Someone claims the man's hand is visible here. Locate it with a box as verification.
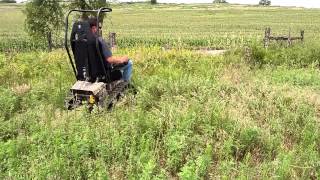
[119,56,129,64]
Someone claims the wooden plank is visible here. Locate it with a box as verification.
[71,81,105,95]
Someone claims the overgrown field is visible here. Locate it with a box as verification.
[0,2,320,179]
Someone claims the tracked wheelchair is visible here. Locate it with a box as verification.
[64,8,131,111]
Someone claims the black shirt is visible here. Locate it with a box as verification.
[98,37,112,59]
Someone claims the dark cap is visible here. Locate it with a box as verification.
[88,17,97,28]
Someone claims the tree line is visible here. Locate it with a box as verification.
[0,0,16,3]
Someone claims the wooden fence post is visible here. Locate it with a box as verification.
[288,29,292,46]
[109,32,117,50]
[264,27,271,48]
[300,30,304,42]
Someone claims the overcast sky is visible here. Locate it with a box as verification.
[111,0,320,8]
[15,0,320,8]
[157,0,320,8]
[227,0,320,8]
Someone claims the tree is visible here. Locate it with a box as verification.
[259,0,271,6]
[24,0,63,51]
[69,0,109,20]
[151,0,157,4]
[0,0,16,3]
[213,0,227,3]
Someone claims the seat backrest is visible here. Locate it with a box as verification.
[70,21,111,82]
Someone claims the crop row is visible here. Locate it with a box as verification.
[0,36,263,52]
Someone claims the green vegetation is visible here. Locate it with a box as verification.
[68,0,110,19]
[213,0,228,4]
[259,0,271,6]
[0,3,319,179]
[0,0,16,3]
[2,3,320,51]
[24,0,64,51]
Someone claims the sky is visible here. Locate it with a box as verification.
[157,0,320,8]
[227,0,320,8]
[15,0,320,8]
[115,0,320,8]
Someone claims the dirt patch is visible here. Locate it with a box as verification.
[11,83,31,95]
[195,49,227,56]
[161,46,227,56]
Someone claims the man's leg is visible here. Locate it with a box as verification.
[120,59,133,81]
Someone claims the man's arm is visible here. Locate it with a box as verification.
[99,37,129,64]
[106,56,129,64]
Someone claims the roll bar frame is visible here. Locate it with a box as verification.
[64,7,112,80]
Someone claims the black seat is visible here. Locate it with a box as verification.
[70,20,115,82]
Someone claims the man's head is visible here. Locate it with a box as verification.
[89,17,99,34]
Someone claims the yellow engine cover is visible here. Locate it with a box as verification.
[89,95,95,104]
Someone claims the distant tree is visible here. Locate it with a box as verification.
[259,0,271,6]
[24,0,64,51]
[151,0,157,4]
[0,0,16,3]
[213,0,227,3]
[69,0,109,20]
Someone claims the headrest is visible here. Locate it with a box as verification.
[71,21,92,42]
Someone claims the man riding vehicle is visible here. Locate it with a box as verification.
[89,17,133,82]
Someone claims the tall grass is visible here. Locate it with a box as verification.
[0,2,319,179]
[246,42,320,68]
[0,46,319,178]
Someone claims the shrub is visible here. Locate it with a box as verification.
[0,87,19,121]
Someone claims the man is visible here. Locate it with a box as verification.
[89,18,133,82]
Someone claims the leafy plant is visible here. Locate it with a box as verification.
[24,0,64,51]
